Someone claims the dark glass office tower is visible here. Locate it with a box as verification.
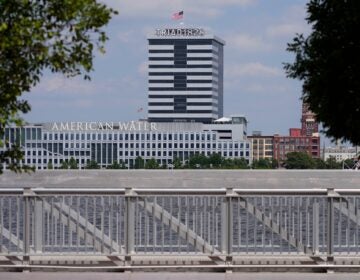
[147,28,225,123]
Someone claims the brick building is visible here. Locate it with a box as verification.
[248,102,320,163]
[273,130,320,162]
[273,102,320,162]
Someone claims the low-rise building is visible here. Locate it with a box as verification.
[2,116,251,170]
[248,132,274,161]
[324,146,358,162]
[273,132,320,162]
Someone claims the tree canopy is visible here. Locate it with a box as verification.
[0,0,117,173]
[284,0,360,145]
[284,152,316,169]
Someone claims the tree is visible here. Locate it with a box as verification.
[252,158,273,169]
[47,161,53,170]
[284,152,316,169]
[59,160,69,169]
[172,157,183,169]
[208,153,223,168]
[0,0,117,173]
[134,156,145,169]
[85,160,100,169]
[232,158,250,169]
[144,158,159,169]
[222,158,249,169]
[188,153,209,168]
[68,157,78,169]
[325,156,342,169]
[107,160,125,169]
[284,0,360,145]
[271,158,279,169]
[314,158,327,169]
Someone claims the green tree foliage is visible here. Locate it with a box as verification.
[251,158,276,169]
[144,158,159,169]
[271,158,279,169]
[47,161,53,170]
[208,153,222,168]
[325,156,342,169]
[285,0,360,145]
[134,156,145,169]
[172,157,183,169]
[107,160,126,169]
[314,158,327,169]
[85,160,100,169]
[0,0,117,173]
[284,152,315,169]
[68,157,78,169]
[59,160,69,169]
[188,153,209,168]
[222,158,249,169]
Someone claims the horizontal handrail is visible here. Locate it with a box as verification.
[0,187,360,196]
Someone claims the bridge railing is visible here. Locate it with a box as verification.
[1,188,360,260]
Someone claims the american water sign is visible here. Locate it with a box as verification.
[50,121,158,131]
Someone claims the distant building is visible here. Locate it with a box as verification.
[2,116,251,170]
[147,28,224,123]
[248,132,274,161]
[272,102,320,162]
[273,130,320,162]
[324,146,358,162]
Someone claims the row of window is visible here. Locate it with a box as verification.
[149,65,219,69]
[24,150,250,166]
[148,80,218,84]
[9,128,253,142]
[275,138,319,144]
[7,131,219,141]
[148,57,219,61]
[24,142,250,150]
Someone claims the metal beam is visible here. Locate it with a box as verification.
[42,201,125,254]
[0,225,25,253]
[238,197,314,255]
[137,198,220,255]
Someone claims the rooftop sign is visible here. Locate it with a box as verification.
[50,122,158,131]
[155,28,205,37]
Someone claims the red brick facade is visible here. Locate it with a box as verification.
[273,134,320,161]
[273,103,320,162]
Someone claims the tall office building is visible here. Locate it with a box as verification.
[147,28,224,123]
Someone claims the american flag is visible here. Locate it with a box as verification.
[172,11,184,20]
[137,107,143,113]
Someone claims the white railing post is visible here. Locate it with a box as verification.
[312,200,319,255]
[327,188,336,264]
[221,187,233,267]
[34,196,43,254]
[125,187,135,266]
[23,187,33,266]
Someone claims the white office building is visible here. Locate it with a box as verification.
[2,116,250,169]
[324,146,358,162]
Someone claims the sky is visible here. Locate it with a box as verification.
[26,0,315,138]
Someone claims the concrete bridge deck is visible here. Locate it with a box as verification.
[0,170,359,189]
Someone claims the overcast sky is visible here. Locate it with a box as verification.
[26,0,314,137]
